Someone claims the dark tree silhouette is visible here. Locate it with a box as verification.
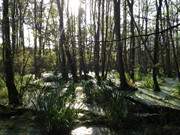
[2,0,20,106]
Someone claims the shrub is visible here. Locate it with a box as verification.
[0,76,8,104]
[36,81,78,135]
[92,80,128,123]
[140,74,154,89]
[14,50,33,74]
[37,53,56,73]
[173,83,180,95]
[81,80,94,103]
[140,74,165,89]
[134,69,143,81]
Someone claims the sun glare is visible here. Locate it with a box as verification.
[68,0,80,15]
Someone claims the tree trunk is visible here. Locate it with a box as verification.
[2,0,20,106]
[113,0,130,89]
[165,0,180,81]
[38,0,43,57]
[78,7,87,78]
[122,0,128,72]
[94,0,101,81]
[56,0,68,80]
[33,0,39,78]
[129,0,135,81]
[101,0,106,78]
[153,0,162,91]
[11,0,16,56]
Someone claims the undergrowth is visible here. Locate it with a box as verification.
[139,74,165,89]
[173,83,180,96]
[0,76,7,99]
[35,80,78,135]
[83,79,128,125]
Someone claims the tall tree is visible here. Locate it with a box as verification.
[160,4,171,77]
[165,0,180,81]
[128,0,135,81]
[11,0,17,56]
[2,0,20,105]
[38,0,44,57]
[113,0,131,89]
[34,0,38,78]
[122,0,128,72]
[152,0,162,91]
[56,0,68,80]
[94,0,101,81]
[104,0,111,77]
[78,6,87,78]
[101,0,106,78]
[65,1,78,81]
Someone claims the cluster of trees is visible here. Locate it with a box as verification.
[1,0,180,105]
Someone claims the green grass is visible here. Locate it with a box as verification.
[0,76,8,99]
[140,74,154,89]
[139,74,165,89]
[173,83,180,96]
[134,71,143,81]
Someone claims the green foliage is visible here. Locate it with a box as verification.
[158,77,166,85]
[37,52,56,72]
[0,74,40,104]
[0,77,8,99]
[50,4,58,17]
[139,74,165,89]
[0,89,8,99]
[14,50,56,74]
[114,71,120,80]
[91,80,128,122]
[134,67,143,81]
[81,80,94,103]
[36,81,78,134]
[125,73,131,82]
[0,76,6,89]
[14,50,33,74]
[15,74,34,91]
[173,83,180,95]
[0,47,3,73]
[140,74,154,89]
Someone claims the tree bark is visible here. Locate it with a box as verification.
[56,0,68,80]
[101,0,106,78]
[165,0,180,81]
[33,0,39,78]
[78,7,87,78]
[129,0,135,81]
[2,0,20,106]
[122,0,128,72]
[94,0,101,81]
[113,0,130,89]
[153,0,162,91]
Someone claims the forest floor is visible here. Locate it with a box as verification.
[133,87,180,109]
[0,74,180,135]
[0,107,40,135]
[134,78,180,110]
[71,78,180,135]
